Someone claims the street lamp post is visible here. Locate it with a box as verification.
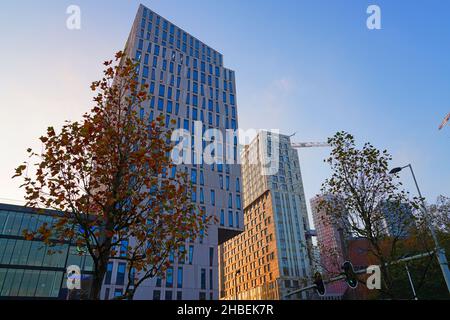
[404,262,418,300]
[390,164,450,294]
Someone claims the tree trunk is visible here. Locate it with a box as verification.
[89,235,113,300]
[89,274,104,300]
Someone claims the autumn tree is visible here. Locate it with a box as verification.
[13,52,209,300]
[430,195,450,233]
[318,131,423,299]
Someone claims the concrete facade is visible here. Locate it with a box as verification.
[102,4,243,300]
[220,132,313,300]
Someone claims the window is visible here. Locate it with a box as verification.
[193,95,198,107]
[199,292,206,300]
[228,211,233,227]
[236,195,241,209]
[200,188,204,204]
[142,66,149,78]
[120,240,128,257]
[177,267,183,288]
[104,262,113,284]
[236,212,240,228]
[158,98,164,111]
[210,190,215,206]
[166,268,173,288]
[149,82,155,95]
[129,268,136,286]
[116,263,126,285]
[165,291,173,300]
[236,178,240,193]
[135,50,142,61]
[220,210,225,226]
[188,245,194,264]
[153,290,161,300]
[114,289,123,297]
[201,269,206,290]
[200,170,204,185]
[209,248,214,267]
[179,245,185,264]
[159,84,165,97]
[191,168,197,184]
[177,291,183,300]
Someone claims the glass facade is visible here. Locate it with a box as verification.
[0,203,94,299]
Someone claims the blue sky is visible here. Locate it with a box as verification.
[0,0,449,224]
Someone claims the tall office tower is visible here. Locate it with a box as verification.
[378,201,416,238]
[310,194,348,299]
[219,132,313,300]
[102,4,243,300]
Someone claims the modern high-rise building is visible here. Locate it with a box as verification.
[219,132,313,300]
[102,4,243,300]
[310,194,348,299]
[378,200,416,238]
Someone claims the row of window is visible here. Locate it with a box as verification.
[147,99,237,130]
[219,210,241,229]
[138,55,234,98]
[104,246,216,291]
[152,267,214,293]
[141,7,223,67]
[152,290,213,301]
[0,268,62,298]
[151,81,236,111]
[190,169,240,190]
[136,45,231,87]
[0,238,93,271]
[0,210,53,237]
[191,188,241,208]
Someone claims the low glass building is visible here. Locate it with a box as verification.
[0,203,94,299]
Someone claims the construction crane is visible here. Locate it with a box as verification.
[439,112,450,130]
[288,132,331,149]
[291,142,330,149]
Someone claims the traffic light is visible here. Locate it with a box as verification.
[313,272,326,296]
[342,261,358,289]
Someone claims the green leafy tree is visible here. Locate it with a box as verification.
[319,131,422,299]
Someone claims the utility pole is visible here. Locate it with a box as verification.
[284,251,435,299]
[404,263,418,300]
[390,164,450,294]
